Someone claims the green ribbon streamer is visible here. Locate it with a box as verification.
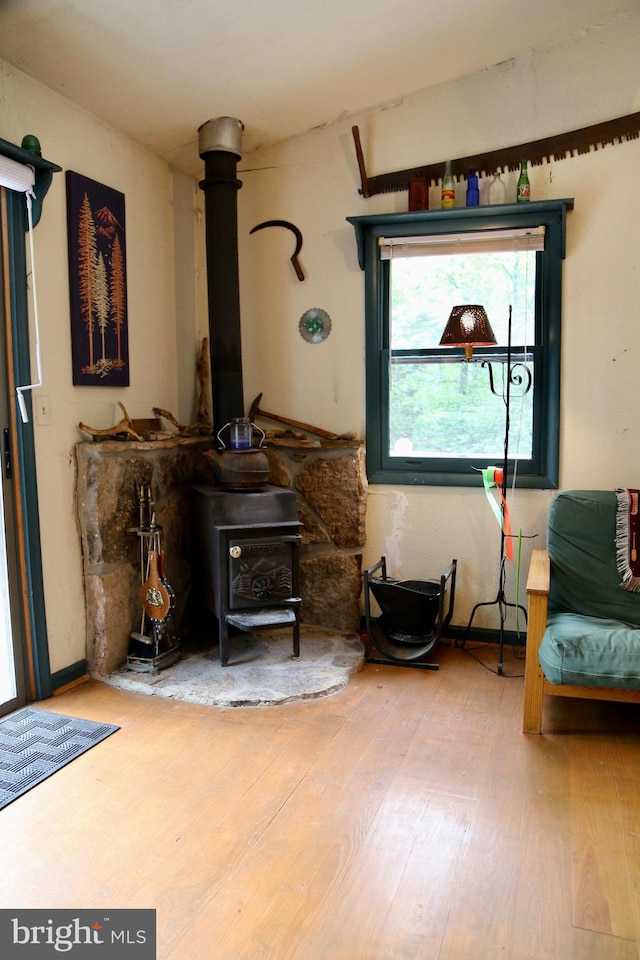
[482,467,503,531]
[483,468,524,633]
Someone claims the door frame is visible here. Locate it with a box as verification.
[1,187,51,701]
[0,205,26,713]
[0,139,61,703]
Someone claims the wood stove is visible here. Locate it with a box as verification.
[192,484,302,666]
[194,120,303,665]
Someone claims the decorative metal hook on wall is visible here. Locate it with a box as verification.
[250,219,305,281]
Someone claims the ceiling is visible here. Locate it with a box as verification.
[0,0,632,177]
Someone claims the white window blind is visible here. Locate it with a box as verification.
[379,225,546,259]
[0,154,35,193]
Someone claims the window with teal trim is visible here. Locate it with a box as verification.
[348,200,573,488]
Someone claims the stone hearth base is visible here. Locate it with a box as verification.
[102,625,365,708]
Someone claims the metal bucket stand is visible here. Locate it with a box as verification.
[363,557,457,670]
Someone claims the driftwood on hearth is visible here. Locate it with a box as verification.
[78,402,143,441]
[152,408,211,438]
[77,339,214,442]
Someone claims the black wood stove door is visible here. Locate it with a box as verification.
[228,536,299,609]
[191,484,302,665]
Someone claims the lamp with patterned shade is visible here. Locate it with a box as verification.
[440,302,531,676]
[439,304,497,360]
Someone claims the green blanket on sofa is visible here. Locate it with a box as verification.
[539,490,640,689]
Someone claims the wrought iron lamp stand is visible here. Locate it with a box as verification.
[461,306,531,674]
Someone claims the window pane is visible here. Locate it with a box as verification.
[388,249,536,463]
[390,251,537,349]
[389,359,533,460]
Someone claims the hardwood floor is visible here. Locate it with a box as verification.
[0,642,638,959]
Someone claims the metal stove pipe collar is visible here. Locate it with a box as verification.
[198,117,244,159]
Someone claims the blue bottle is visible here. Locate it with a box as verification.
[466,169,479,206]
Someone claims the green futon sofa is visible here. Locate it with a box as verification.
[523,490,640,733]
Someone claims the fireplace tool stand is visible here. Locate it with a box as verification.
[127,490,181,674]
[363,557,457,669]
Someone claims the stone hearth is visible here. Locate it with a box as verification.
[75,436,367,678]
[105,624,365,707]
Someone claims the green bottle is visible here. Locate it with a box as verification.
[517,160,530,203]
[441,160,456,208]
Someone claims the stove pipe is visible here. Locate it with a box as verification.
[198,117,245,439]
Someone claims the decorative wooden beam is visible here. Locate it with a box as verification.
[352,111,640,197]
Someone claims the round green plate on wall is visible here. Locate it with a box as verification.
[299,308,332,343]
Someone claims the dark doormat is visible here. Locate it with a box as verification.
[0,707,119,810]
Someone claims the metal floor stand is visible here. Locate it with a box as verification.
[458,305,530,675]
[363,558,457,670]
[460,547,527,675]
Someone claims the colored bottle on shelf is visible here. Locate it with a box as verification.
[441,160,456,208]
[487,172,506,205]
[465,169,479,206]
[517,159,531,203]
[408,175,429,211]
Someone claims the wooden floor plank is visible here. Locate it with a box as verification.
[502,733,575,960]
[435,717,528,959]
[570,738,637,940]
[174,673,431,959]
[616,777,640,947]
[0,648,637,960]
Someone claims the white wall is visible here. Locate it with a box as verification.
[0,60,196,673]
[2,5,640,676]
[235,8,640,631]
